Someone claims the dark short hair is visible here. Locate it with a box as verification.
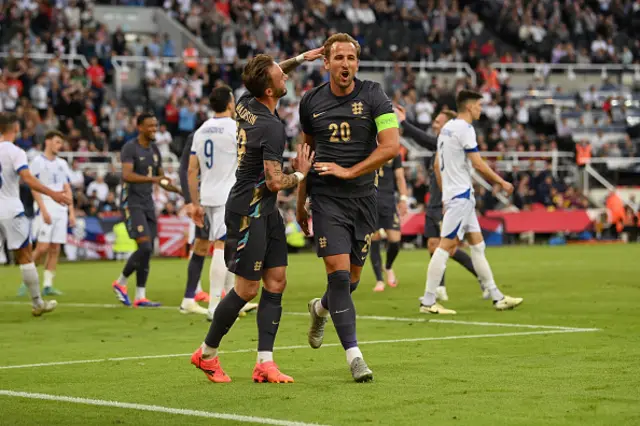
[0,112,19,134]
[137,112,156,126]
[242,54,275,98]
[456,90,483,111]
[324,33,361,60]
[44,130,65,141]
[209,85,234,113]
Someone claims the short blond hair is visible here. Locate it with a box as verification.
[323,33,361,60]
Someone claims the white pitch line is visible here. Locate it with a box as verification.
[0,390,328,426]
[0,301,595,331]
[0,328,597,371]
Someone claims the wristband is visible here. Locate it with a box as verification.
[293,171,305,182]
[400,195,408,202]
[295,54,305,64]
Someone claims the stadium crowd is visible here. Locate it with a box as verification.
[1,0,639,232]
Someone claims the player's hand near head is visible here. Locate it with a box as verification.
[302,47,324,62]
[293,143,315,177]
[394,104,407,123]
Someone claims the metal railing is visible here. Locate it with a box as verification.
[110,56,476,98]
[491,62,640,79]
[0,52,90,69]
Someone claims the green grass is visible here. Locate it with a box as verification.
[1,244,639,425]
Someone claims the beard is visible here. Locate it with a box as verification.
[273,86,287,99]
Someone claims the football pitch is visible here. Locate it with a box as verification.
[1,244,639,425]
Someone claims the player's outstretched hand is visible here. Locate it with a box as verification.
[293,143,315,176]
[394,104,407,123]
[42,210,52,225]
[501,181,514,196]
[52,191,73,206]
[302,47,324,62]
[296,205,311,236]
[314,162,352,179]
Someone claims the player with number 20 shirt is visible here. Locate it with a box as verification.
[297,33,400,383]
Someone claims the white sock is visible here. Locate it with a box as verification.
[257,351,273,364]
[346,347,363,365]
[20,263,43,306]
[181,297,194,307]
[201,342,218,359]
[117,274,128,286]
[208,249,226,313]
[315,299,329,317]
[43,270,55,288]
[469,242,504,302]
[196,279,203,294]
[135,287,146,300]
[224,270,235,293]
[422,248,450,306]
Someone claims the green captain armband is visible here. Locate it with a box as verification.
[375,113,399,133]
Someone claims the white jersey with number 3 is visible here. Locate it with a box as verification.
[191,117,237,207]
[30,155,71,218]
[0,141,29,220]
[437,119,478,202]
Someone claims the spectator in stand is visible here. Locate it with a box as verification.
[99,191,119,213]
[86,173,109,202]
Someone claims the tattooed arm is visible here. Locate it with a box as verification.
[278,47,324,75]
[264,160,300,192]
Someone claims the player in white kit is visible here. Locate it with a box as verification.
[0,113,72,316]
[419,90,523,314]
[18,131,75,296]
[184,85,257,319]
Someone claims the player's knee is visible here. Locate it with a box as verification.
[427,239,439,254]
[371,231,381,241]
[48,244,60,255]
[193,239,209,257]
[264,277,286,294]
[470,241,486,255]
[137,240,153,257]
[235,278,260,300]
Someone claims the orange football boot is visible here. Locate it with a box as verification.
[252,361,294,383]
[190,347,231,383]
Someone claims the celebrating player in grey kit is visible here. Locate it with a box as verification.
[190,48,322,384]
[297,33,400,382]
[111,113,181,308]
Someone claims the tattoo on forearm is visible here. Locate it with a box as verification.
[278,57,301,75]
[265,160,299,190]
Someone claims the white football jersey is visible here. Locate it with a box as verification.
[30,155,71,218]
[191,117,238,207]
[437,119,478,202]
[0,141,29,219]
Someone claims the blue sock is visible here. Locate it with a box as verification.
[320,279,359,310]
[327,270,357,350]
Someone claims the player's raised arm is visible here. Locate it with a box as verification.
[278,47,324,75]
[394,104,438,151]
[264,143,314,192]
[296,132,315,235]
